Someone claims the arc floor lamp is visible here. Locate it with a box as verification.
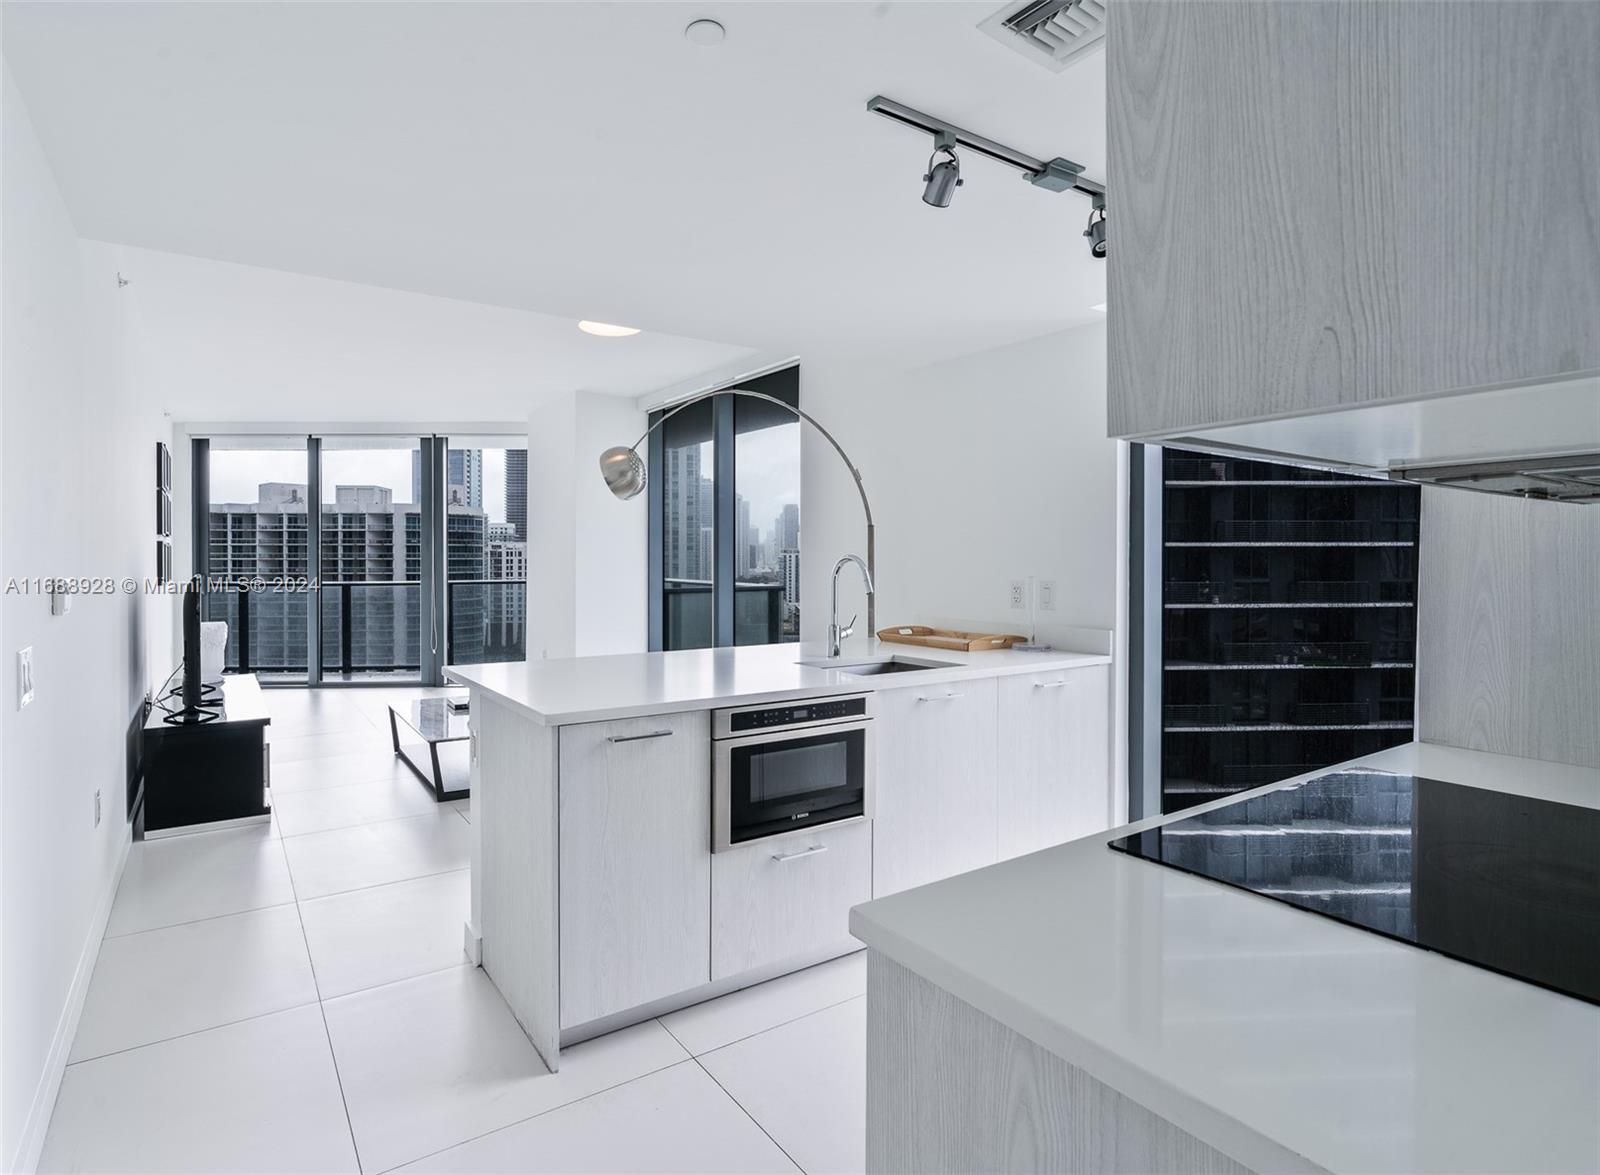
[599,388,877,638]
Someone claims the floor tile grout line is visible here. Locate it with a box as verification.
[687,1052,807,1174]
[63,997,326,1068]
[279,807,463,844]
[104,897,301,941]
[665,987,868,1059]
[287,862,471,905]
[277,828,367,1175]
[295,865,470,909]
[316,960,472,1007]
[367,1056,698,1175]
[276,801,462,841]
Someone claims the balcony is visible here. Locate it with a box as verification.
[205,577,526,683]
[664,578,789,648]
[446,579,526,665]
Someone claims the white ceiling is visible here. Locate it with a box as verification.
[5,1,1107,372]
[105,244,757,422]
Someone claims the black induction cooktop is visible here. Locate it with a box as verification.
[1108,770,1600,1005]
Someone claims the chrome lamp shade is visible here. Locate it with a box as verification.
[600,446,647,499]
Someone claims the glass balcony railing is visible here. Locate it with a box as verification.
[320,582,422,679]
[446,579,526,666]
[664,579,786,648]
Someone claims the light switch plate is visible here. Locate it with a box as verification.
[17,646,34,710]
[1038,579,1057,611]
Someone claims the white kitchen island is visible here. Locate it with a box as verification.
[446,638,1113,1072]
[849,742,1600,1175]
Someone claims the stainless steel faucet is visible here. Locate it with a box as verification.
[828,554,875,657]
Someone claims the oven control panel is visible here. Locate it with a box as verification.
[727,694,870,734]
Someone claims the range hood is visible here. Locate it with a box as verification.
[1395,453,1600,503]
[1165,372,1600,503]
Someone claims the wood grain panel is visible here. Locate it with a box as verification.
[1107,1,1600,438]
[476,693,561,1070]
[997,665,1112,858]
[711,819,871,980]
[558,711,711,1027]
[872,678,998,898]
[865,952,1258,1175]
[1418,487,1600,769]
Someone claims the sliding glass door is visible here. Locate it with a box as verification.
[202,437,313,683]
[649,366,800,651]
[319,437,423,682]
[444,438,527,665]
[197,433,527,685]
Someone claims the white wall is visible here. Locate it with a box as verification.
[1,75,170,1172]
[526,391,647,659]
[799,323,1120,650]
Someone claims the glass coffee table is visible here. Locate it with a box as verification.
[388,697,470,802]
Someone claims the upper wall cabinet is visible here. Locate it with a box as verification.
[1106,1,1600,454]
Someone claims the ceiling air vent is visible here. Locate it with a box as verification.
[979,0,1107,73]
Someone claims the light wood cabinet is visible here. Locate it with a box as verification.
[711,819,871,980]
[558,711,710,1028]
[996,665,1111,859]
[872,678,998,897]
[1106,0,1600,439]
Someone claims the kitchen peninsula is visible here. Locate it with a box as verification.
[446,638,1112,1071]
[850,742,1600,1175]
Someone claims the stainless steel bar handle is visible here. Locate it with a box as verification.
[771,844,829,863]
[1034,680,1070,689]
[918,692,965,702]
[606,729,675,744]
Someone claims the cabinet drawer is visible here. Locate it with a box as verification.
[559,710,711,1027]
[711,820,871,981]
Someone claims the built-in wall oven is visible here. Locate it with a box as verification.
[712,694,875,853]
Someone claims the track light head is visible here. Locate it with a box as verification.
[1084,201,1107,259]
[922,145,963,208]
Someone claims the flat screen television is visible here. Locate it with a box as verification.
[181,580,203,711]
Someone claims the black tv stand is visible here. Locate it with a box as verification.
[139,673,271,838]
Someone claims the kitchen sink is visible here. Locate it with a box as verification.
[798,656,958,676]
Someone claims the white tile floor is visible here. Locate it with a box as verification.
[40,686,867,1175]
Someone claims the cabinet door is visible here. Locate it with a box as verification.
[872,678,998,897]
[558,711,710,1028]
[711,820,871,981]
[1107,1,1600,438]
[997,666,1111,860]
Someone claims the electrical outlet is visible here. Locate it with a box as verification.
[1009,580,1026,609]
[94,789,102,827]
[1038,579,1057,611]
[17,647,34,710]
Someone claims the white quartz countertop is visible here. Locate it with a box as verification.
[445,639,1110,726]
[849,742,1600,1175]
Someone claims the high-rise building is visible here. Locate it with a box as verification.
[774,502,799,551]
[504,450,528,541]
[209,482,487,674]
[780,548,801,628]
[482,539,528,662]
[735,496,752,578]
[411,448,485,508]
[663,443,707,583]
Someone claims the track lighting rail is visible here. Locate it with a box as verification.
[866,94,1104,199]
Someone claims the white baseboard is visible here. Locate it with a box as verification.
[10,830,131,1174]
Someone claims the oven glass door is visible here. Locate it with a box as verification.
[728,726,866,845]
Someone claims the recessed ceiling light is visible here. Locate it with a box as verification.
[685,18,725,45]
[1091,303,1107,312]
[579,321,641,337]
